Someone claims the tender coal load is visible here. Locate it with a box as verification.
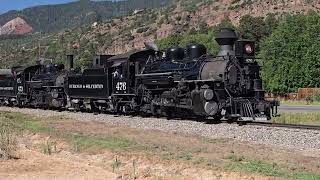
[166,47,185,61]
[186,44,207,59]
[215,28,238,56]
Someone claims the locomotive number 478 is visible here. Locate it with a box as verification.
[116,82,127,91]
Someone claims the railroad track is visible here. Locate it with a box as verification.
[1,105,320,131]
[241,121,320,131]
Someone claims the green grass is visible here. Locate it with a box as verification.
[0,112,140,152]
[281,100,320,106]
[70,134,139,151]
[226,154,320,179]
[273,112,320,125]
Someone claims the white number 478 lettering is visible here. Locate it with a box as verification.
[116,82,127,91]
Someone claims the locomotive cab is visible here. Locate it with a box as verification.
[108,50,156,95]
[106,50,157,113]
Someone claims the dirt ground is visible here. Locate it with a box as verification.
[0,134,272,180]
[1,113,320,179]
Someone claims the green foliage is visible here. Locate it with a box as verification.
[184,4,197,12]
[306,94,320,103]
[155,34,182,50]
[259,12,320,93]
[155,19,235,54]
[238,14,278,50]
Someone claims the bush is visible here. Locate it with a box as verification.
[0,125,17,159]
[306,94,320,104]
[136,27,149,33]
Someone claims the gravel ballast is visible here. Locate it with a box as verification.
[1,107,320,151]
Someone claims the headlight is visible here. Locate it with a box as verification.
[245,44,253,54]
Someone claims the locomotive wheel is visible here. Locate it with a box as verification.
[213,113,223,121]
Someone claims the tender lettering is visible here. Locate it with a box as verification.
[69,84,104,89]
[0,87,14,91]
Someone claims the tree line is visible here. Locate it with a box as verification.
[156,12,320,93]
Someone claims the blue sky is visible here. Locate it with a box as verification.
[0,0,78,14]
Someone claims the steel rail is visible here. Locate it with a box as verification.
[240,121,320,131]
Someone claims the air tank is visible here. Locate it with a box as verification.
[166,47,185,61]
[186,44,207,59]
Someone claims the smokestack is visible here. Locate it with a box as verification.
[66,54,74,70]
[215,28,238,56]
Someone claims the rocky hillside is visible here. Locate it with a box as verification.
[0,17,32,35]
[0,0,319,67]
[82,0,320,54]
[0,0,172,33]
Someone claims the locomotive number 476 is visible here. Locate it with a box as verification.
[116,82,127,91]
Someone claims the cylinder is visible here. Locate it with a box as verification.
[66,54,74,70]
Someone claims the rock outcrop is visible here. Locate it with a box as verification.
[0,17,32,35]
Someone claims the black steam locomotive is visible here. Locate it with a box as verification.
[0,28,278,121]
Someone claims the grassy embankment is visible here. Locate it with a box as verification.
[0,111,320,179]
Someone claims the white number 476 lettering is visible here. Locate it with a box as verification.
[116,82,127,91]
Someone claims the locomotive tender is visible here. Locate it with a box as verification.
[0,28,278,121]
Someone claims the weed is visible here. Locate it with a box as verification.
[161,151,193,161]
[132,159,137,179]
[72,141,81,153]
[111,156,121,173]
[161,151,175,160]
[227,154,244,162]
[192,157,206,165]
[202,138,227,144]
[176,151,192,161]
[41,138,57,155]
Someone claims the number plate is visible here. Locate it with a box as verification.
[114,81,127,94]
